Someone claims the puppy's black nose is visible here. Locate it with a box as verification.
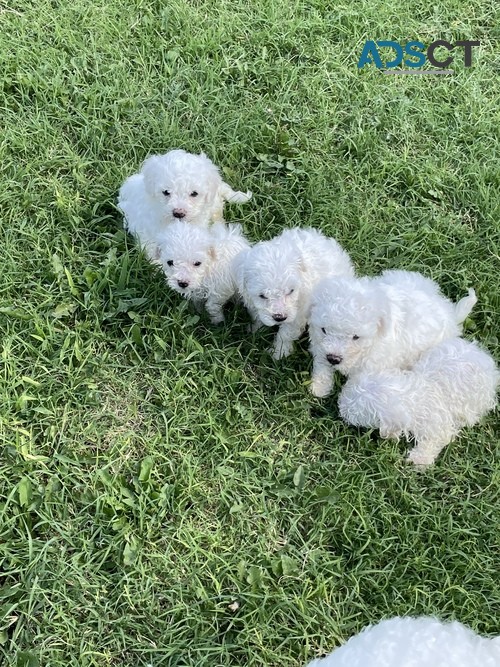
[326,354,342,366]
[272,313,287,322]
[177,281,189,289]
[173,210,186,219]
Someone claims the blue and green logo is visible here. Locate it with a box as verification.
[357,40,480,75]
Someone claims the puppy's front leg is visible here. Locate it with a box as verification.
[272,320,304,360]
[205,296,225,325]
[310,355,335,397]
[191,298,205,314]
[245,303,263,333]
[249,319,263,333]
[406,435,449,467]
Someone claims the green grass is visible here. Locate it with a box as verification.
[1,0,499,665]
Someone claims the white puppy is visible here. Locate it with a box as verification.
[234,227,355,360]
[338,337,499,465]
[308,270,477,397]
[157,221,250,324]
[306,616,500,667]
[118,149,252,260]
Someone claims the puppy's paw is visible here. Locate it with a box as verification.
[406,448,434,467]
[247,320,263,334]
[192,299,205,314]
[379,427,401,440]
[310,378,331,398]
[271,341,293,360]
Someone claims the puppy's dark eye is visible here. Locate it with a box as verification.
[166,260,174,267]
[288,288,294,295]
[352,334,359,340]
[321,327,326,335]
[190,191,198,197]
[193,261,202,267]
[162,190,170,197]
[259,294,267,300]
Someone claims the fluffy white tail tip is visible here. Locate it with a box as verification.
[455,287,477,323]
[227,190,252,204]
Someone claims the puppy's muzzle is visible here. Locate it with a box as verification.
[326,354,342,366]
[177,280,189,289]
[272,313,287,322]
[173,209,186,219]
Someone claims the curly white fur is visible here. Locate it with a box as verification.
[308,270,477,397]
[306,616,500,667]
[118,149,251,261]
[157,221,250,324]
[233,227,355,360]
[338,337,499,465]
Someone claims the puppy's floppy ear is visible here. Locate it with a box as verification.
[141,155,164,197]
[298,256,308,274]
[231,248,250,293]
[141,154,161,173]
[375,294,393,337]
[289,242,306,275]
[141,155,163,179]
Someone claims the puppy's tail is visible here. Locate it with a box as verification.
[220,182,252,204]
[455,288,477,324]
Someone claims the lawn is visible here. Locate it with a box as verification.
[0,0,499,665]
